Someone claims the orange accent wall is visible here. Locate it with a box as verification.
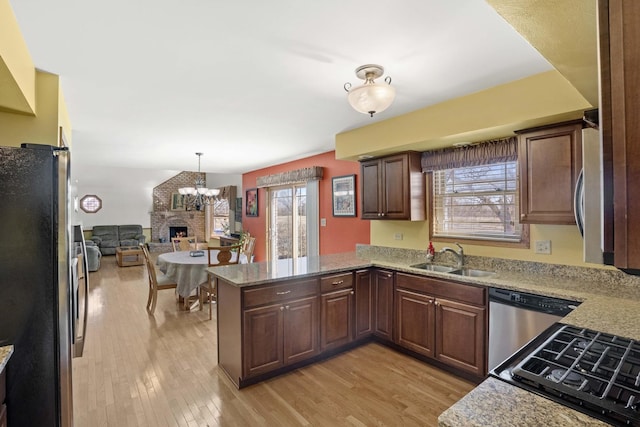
[242,151,370,262]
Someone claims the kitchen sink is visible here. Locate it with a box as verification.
[448,268,496,277]
[409,263,458,273]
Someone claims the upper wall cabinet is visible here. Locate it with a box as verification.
[360,152,425,220]
[599,0,640,269]
[516,121,583,225]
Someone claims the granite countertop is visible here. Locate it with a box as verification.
[0,345,13,372]
[210,245,640,426]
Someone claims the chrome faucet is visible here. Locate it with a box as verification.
[439,242,464,269]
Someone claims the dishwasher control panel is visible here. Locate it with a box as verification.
[489,288,580,316]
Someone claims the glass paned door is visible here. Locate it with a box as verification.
[268,185,307,260]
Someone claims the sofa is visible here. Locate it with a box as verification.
[90,225,146,255]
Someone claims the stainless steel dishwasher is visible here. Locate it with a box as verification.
[488,288,579,372]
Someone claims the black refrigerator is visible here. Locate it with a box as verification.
[0,144,75,426]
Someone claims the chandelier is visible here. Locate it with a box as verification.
[178,152,220,211]
[344,64,396,117]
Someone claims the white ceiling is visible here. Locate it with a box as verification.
[9,0,552,174]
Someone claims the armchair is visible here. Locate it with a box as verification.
[118,225,146,247]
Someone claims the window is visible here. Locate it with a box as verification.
[212,197,230,235]
[432,161,522,242]
[80,194,102,213]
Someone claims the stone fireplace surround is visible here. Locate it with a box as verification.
[149,171,206,252]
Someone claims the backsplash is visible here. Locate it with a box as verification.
[355,244,640,289]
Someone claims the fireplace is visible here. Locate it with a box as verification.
[169,226,188,239]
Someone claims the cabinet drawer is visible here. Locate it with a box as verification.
[320,272,353,293]
[243,278,319,308]
[396,273,485,306]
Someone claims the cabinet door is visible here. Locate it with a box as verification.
[283,296,320,365]
[361,159,382,219]
[321,289,354,351]
[395,289,435,358]
[435,298,486,377]
[354,269,373,339]
[518,122,582,224]
[381,154,410,219]
[243,303,284,377]
[373,270,394,341]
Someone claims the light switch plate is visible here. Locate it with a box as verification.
[320,218,326,227]
[394,233,403,240]
[535,240,551,254]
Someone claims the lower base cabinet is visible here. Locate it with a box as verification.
[373,270,394,341]
[395,273,487,377]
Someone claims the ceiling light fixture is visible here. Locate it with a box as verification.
[178,152,220,211]
[344,64,396,117]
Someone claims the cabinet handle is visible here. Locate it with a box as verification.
[521,214,526,219]
[285,305,290,310]
[435,301,439,306]
[332,280,344,285]
[280,306,285,311]
[350,291,354,295]
[276,290,291,295]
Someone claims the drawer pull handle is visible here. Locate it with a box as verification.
[332,280,344,285]
[276,290,292,295]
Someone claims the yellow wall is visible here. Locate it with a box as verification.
[0,71,65,147]
[0,0,35,115]
[336,71,592,161]
[370,220,613,269]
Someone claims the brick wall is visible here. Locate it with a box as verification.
[150,171,206,242]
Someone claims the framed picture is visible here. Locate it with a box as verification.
[245,188,258,217]
[332,174,356,217]
[170,192,185,211]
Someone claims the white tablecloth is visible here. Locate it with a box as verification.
[157,250,244,297]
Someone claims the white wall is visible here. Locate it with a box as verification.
[70,165,244,230]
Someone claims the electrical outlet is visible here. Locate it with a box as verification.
[394,233,403,240]
[535,240,552,254]
[320,218,326,227]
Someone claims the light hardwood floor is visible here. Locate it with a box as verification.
[72,254,475,427]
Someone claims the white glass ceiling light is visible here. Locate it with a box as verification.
[344,64,395,117]
[178,152,220,211]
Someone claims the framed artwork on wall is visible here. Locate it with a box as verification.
[332,174,356,217]
[245,188,258,217]
[170,192,185,211]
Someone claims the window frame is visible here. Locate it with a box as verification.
[79,194,102,214]
[427,171,530,249]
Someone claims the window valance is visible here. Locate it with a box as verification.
[420,137,518,172]
[256,166,323,188]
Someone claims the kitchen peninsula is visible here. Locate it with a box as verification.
[209,245,640,425]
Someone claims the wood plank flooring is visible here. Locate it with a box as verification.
[72,254,475,426]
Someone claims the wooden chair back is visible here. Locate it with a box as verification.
[242,236,256,262]
[140,244,177,314]
[201,244,242,320]
[171,236,197,252]
[207,244,242,267]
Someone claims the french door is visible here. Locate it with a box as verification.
[267,182,318,261]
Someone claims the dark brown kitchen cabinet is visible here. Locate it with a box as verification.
[599,0,640,269]
[354,269,374,339]
[394,272,487,377]
[517,121,582,225]
[360,152,425,220]
[435,298,486,377]
[320,272,354,351]
[242,278,320,379]
[395,288,435,358]
[0,363,5,427]
[373,269,394,341]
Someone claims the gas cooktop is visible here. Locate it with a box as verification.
[492,323,640,427]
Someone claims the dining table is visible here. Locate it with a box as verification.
[156,250,245,300]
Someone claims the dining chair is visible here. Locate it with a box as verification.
[171,236,197,252]
[140,244,177,314]
[200,244,242,320]
[242,235,256,263]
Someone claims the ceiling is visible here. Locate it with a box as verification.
[9,0,555,175]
